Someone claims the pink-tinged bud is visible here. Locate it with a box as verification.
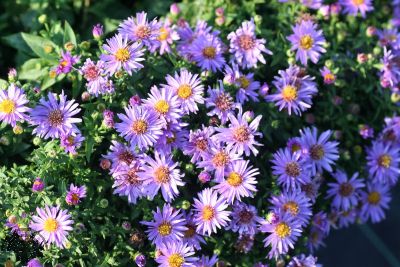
[122,221,132,230]
[129,95,141,106]
[329,3,341,15]
[81,92,90,102]
[332,95,343,105]
[33,87,41,94]
[215,16,225,26]
[102,109,114,128]
[259,83,269,98]
[8,68,17,82]
[357,53,368,64]
[305,114,315,124]
[366,26,376,37]
[100,159,111,170]
[334,130,342,140]
[243,111,254,122]
[170,3,180,15]
[319,5,330,17]
[380,78,391,88]
[92,24,104,39]
[215,7,224,17]
[198,171,211,183]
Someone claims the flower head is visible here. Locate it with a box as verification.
[65,184,87,205]
[228,202,261,235]
[143,85,181,123]
[60,132,84,155]
[340,0,373,18]
[56,51,79,74]
[320,66,336,84]
[0,84,30,127]
[112,161,145,204]
[190,34,226,72]
[155,241,198,267]
[360,182,391,223]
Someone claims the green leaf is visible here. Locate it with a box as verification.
[0,79,8,90]
[19,58,51,80]
[63,20,77,46]
[21,33,58,60]
[85,136,95,162]
[2,33,32,54]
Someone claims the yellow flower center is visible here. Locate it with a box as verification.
[238,34,255,50]
[60,60,69,67]
[115,48,130,62]
[212,151,229,167]
[48,109,64,126]
[157,221,172,236]
[195,139,208,151]
[275,222,291,238]
[238,76,250,89]
[69,193,80,204]
[202,46,216,59]
[300,34,314,50]
[324,73,335,83]
[202,205,215,221]
[368,191,381,205]
[154,100,170,114]
[158,27,169,41]
[168,253,184,267]
[282,85,298,102]
[132,119,148,135]
[154,166,170,183]
[215,94,232,111]
[378,154,392,168]
[226,171,243,187]
[0,99,16,114]
[135,25,151,39]
[352,0,364,5]
[285,162,301,177]
[233,126,250,142]
[177,84,192,99]
[43,218,58,233]
[283,201,299,216]
[310,144,325,160]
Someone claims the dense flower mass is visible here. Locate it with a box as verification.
[2,1,400,266]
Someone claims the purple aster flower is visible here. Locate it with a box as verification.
[60,132,84,155]
[379,48,400,89]
[300,178,321,203]
[112,161,146,204]
[183,126,216,163]
[81,58,113,96]
[307,227,327,253]
[139,151,184,202]
[102,109,114,128]
[227,19,272,68]
[0,84,30,127]
[190,33,226,72]
[155,122,188,154]
[65,184,87,205]
[339,0,373,18]
[214,160,258,203]
[359,124,374,139]
[235,233,255,253]
[228,202,261,235]
[155,241,198,267]
[205,80,240,124]
[360,182,391,223]
[367,141,400,185]
[224,63,260,103]
[30,91,81,139]
[287,254,321,267]
[155,19,180,55]
[299,127,339,175]
[287,20,326,66]
[29,205,74,248]
[118,11,161,49]
[377,28,400,48]
[214,108,262,156]
[92,23,103,39]
[103,141,137,172]
[100,34,145,75]
[193,188,231,236]
[32,177,45,192]
[326,170,365,211]
[197,144,241,182]
[266,65,318,116]
[162,69,205,114]
[300,0,323,9]
[143,85,181,124]
[271,148,311,190]
[311,211,331,235]
[115,105,164,150]
[195,255,219,267]
[337,208,358,228]
[141,204,187,247]
[182,210,206,250]
[259,213,302,259]
[320,66,336,84]
[270,189,312,227]
[135,254,146,267]
[27,258,43,267]
[56,50,79,74]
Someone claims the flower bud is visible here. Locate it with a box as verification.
[13,125,23,135]
[64,42,75,51]
[100,159,111,170]
[199,171,211,183]
[357,53,368,64]
[92,24,104,40]
[81,92,90,102]
[8,68,17,82]
[215,16,225,26]
[366,26,376,37]
[170,3,180,15]
[38,14,47,24]
[215,7,224,16]
[99,199,109,208]
[122,221,131,231]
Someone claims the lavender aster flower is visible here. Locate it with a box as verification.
[139,151,184,202]
[366,141,400,184]
[103,141,137,172]
[143,85,181,123]
[271,148,311,190]
[266,65,318,116]
[259,213,302,259]
[135,254,146,267]
[65,184,87,205]
[155,122,188,153]
[112,162,145,204]
[214,160,258,203]
[214,108,262,156]
[100,34,144,75]
[287,20,326,65]
[337,208,358,228]
[320,66,336,84]
[195,255,219,267]
[56,51,79,74]
[92,23,103,39]
[0,84,30,127]
[193,188,231,236]
[141,204,187,247]
[205,80,240,124]
[360,182,391,223]
[326,170,365,211]
[228,202,261,235]
[227,19,272,68]
[155,241,198,267]
[359,124,374,139]
[118,12,161,49]
[156,19,180,55]
[182,210,206,250]
[287,254,321,267]
[339,0,373,18]
[60,132,84,155]
[115,105,164,150]
[163,69,204,114]
[29,205,74,248]
[81,58,112,96]
[27,258,43,267]
[299,127,339,175]
[224,64,260,103]
[183,126,216,163]
[190,34,226,72]
[30,91,81,139]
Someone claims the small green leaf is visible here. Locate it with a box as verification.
[85,136,95,162]
[21,33,58,60]
[63,20,77,46]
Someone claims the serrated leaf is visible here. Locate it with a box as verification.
[21,33,58,60]
[63,20,77,46]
